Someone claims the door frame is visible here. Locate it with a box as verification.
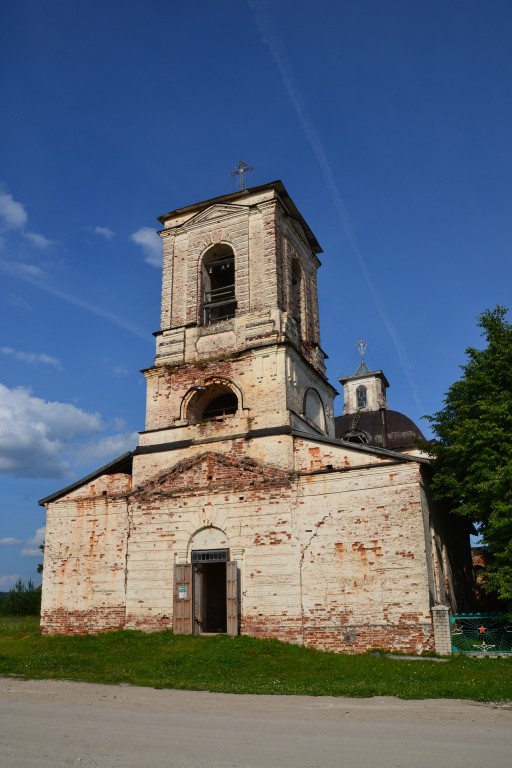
[173,552,239,636]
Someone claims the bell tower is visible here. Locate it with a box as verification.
[139,181,337,453]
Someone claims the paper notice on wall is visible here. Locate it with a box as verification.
[178,585,187,599]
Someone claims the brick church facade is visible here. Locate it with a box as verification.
[39,181,473,652]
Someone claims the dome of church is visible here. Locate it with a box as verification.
[334,409,425,450]
[337,341,425,450]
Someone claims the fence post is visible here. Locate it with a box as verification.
[431,605,452,655]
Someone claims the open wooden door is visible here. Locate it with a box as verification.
[173,563,193,634]
[226,560,239,636]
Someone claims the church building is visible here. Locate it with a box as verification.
[39,180,473,653]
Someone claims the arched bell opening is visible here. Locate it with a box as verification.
[356,384,368,409]
[201,244,236,325]
[185,381,240,424]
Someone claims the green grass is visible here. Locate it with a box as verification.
[0,615,511,700]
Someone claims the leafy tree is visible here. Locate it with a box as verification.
[0,578,41,616]
[37,542,45,575]
[425,306,512,603]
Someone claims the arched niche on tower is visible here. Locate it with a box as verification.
[182,378,244,424]
[303,387,326,433]
[290,257,303,330]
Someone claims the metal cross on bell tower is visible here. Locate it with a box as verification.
[356,339,368,366]
[231,161,254,190]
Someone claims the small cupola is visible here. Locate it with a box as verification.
[338,340,389,415]
[335,340,425,450]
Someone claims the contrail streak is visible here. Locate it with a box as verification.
[249,0,423,411]
[1,259,150,342]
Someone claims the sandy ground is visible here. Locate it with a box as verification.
[1,677,511,768]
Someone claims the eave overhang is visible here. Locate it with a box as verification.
[38,452,133,506]
[157,180,322,255]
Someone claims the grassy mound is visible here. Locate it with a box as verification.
[1,616,510,700]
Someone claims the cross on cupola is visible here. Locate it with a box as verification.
[354,339,371,377]
[356,339,367,365]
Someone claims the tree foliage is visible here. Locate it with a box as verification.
[425,307,512,602]
[37,542,45,575]
[0,578,41,616]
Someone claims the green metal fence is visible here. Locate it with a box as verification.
[450,613,512,653]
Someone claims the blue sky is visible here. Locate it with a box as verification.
[1,0,511,588]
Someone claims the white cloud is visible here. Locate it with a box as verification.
[0,383,103,478]
[94,226,115,240]
[21,526,45,557]
[102,357,129,379]
[130,227,162,267]
[111,365,129,378]
[20,547,41,557]
[0,537,22,546]
[7,293,32,311]
[23,231,55,248]
[16,261,44,277]
[0,259,44,279]
[0,574,20,589]
[0,384,136,481]
[0,186,55,255]
[72,431,138,465]
[0,191,27,229]
[1,347,62,369]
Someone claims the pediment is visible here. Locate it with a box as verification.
[289,218,311,251]
[134,451,291,498]
[183,203,249,229]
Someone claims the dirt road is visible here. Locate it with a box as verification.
[1,677,510,768]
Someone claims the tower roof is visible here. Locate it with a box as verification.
[338,340,390,388]
[353,361,372,376]
[338,366,390,388]
[157,180,323,254]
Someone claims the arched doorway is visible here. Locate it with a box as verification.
[173,527,239,636]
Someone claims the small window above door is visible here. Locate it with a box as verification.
[192,549,228,562]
